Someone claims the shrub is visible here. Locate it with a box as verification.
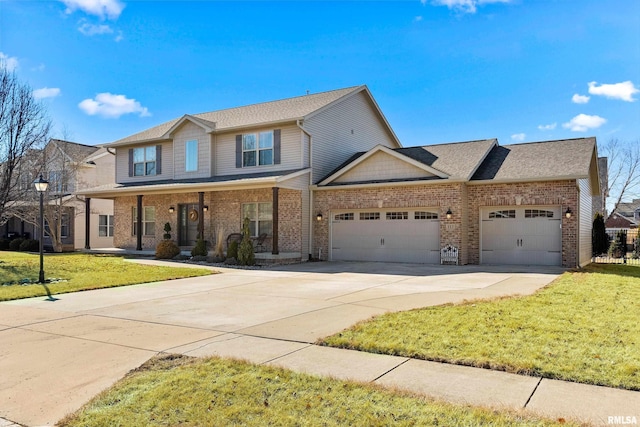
[191,238,208,257]
[19,239,40,252]
[592,213,608,256]
[0,238,10,250]
[607,230,626,258]
[163,223,172,240]
[227,240,238,259]
[238,217,255,266]
[155,240,181,259]
[9,238,24,251]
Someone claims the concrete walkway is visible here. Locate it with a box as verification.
[1,261,638,426]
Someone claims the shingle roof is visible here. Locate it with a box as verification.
[471,137,596,181]
[50,139,100,162]
[401,139,496,179]
[616,199,640,216]
[110,86,364,145]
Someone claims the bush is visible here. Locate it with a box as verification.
[163,222,172,240]
[592,213,608,256]
[227,240,238,259]
[191,238,208,257]
[237,217,255,266]
[19,239,40,252]
[0,238,10,250]
[9,238,24,251]
[155,240,181,259]
[607,230,626,258]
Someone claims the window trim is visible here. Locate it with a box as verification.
[241,202,273,237]
[185,140,198,172]
[242,131,274,168]
[99,214,114,237]
[132,206,156,236]
[133,146,157,177]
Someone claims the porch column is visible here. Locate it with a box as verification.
[198,191,204,240]
[20,220,25,237]
[136,195,143,251]
[84,197,91,249]
[272,187,279,255]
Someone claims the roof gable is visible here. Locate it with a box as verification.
[319,145,448,186]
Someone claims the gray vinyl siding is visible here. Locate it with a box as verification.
[302,132,310,168]
[279,171,311,261]
[173,122,211,179]
[305,91,398,184]
[116,140,173,184]
[578,178,593,267]
[215,125,302,176]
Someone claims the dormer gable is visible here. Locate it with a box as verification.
[162,114,216,138]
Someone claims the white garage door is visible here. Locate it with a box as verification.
[481,206,562,266]
[331,209,440,263]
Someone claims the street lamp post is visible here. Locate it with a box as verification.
[34,174,49,283]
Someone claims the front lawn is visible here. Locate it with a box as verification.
[58,354,571,427]
[321,264,640,391]
[0,252,213,301]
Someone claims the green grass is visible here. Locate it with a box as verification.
[321,264,640,391]
[58,354,571,427]
[0,252,213,301]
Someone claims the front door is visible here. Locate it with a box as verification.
[179,204,199,246]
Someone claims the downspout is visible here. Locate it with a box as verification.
[297,119,314,260]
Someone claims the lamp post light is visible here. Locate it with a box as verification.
[34,174,49,283]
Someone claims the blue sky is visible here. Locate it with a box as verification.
[1,0,639,148]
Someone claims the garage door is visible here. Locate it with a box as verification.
[481,206,561,266]
[331,209,440,263]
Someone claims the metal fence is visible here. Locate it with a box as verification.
[593,229,640,264]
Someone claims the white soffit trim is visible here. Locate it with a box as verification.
[319,145,448,186]
[311,178,466,191]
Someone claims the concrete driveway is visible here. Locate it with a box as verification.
[0,261,562,426]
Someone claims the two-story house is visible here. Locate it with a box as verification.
[78,86,400,261]
[80,85,601,267]
[3,139,115,251]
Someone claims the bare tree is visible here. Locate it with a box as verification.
[601,138,640,213]
[0,65,51,224]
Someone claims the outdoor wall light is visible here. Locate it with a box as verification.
[446,208,453,219]
[203,205,209,212]
[316,213,323,221]
[169,206,175,213]
[565,207,572,219]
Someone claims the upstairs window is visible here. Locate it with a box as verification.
[133,147,156,176]
[243,131,273,167]
[185,140,198,172]
[48,170,70,193]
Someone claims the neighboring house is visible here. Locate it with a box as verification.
[606,199,640,232]
[78,86,400,259]
[79,86,601,268]
[3,139,115,251]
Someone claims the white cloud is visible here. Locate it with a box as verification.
[79,93,150,118]
[429,0,511,14]
[537,123,557,131]
[571,94,590,104]
[414,15,424,22]
[78,22,113,35]
[61,0,125,20]
[114,31,123,42]
[588,81,639,102]
[511,133,526,142]
[33,87,61,99]
[0,52,19,71]
[562,114,606,132]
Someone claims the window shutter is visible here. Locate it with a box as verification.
[128,149,134,177]
[274,129,281,165]
[235,135,242,168]
[156,145,162,175]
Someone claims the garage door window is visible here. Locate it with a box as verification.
[386,211,408,220]
[334,213,354,221]
[360,212,380,220]
[489,210,516,219]
[415,211,438,220]
[525,209,554,218]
